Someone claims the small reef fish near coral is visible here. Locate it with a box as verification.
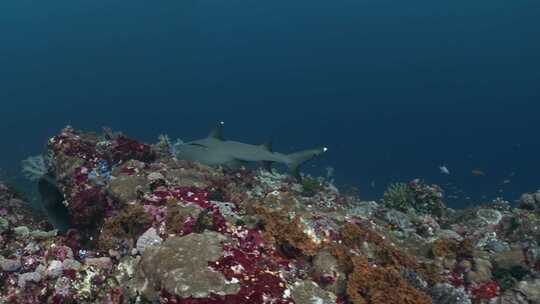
[471,169,487,177]
[439,165,450,175]
[1,126,540,304]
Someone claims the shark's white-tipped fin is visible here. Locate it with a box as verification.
[208,121,225,140]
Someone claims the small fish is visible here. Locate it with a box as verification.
[471,169,486,176]
[370,180,376,188]
[501,179,511,185]
[439,165,450,175]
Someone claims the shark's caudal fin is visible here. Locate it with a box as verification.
[287,147,327,177]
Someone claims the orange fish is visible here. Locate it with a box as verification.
[471,169,486,176]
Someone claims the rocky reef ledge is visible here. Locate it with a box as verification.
[2,126,540,304]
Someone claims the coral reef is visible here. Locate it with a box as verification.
[2,126,540,304]
[519,190,540,214]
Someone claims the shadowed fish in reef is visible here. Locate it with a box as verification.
[172,123,327,177]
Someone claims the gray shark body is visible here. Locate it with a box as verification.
[173,125,326,175]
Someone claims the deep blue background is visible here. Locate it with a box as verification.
[1,0,539,207]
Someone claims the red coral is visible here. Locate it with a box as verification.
[63,229,82,258]
[172,187,229,233]
[211,211,228,233]
[73,166,90,185]
[143,205,168,224]
[106,288,124,304]
[69,186,107,227]
[49,127,100,161]
[62,268,77,280]
[119,166,136,175]
[49,294,73,304]
[171,187,211,208]
[318,274,337,286]
[161,227,291,304]
[237,229,265,252]
[143,189,171,206]
[111,136,156,163]
[448,272,464,288]
[205,229,290,304]
[180,217,197,235]
[45,245,73,261]
[470,281,499,302]
[21,256,39,272]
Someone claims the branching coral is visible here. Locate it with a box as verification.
[382,180,446,217]
[301,176,323,197]
[383,182,415,212]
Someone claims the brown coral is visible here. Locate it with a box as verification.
[341,223,418,269]
[98,204,153,250]
[248,204,319,256]
[341,222,385,248]
[333,222,440,302]
[431,239,457,258]
[346,256,432,304]
[431,238,474,260]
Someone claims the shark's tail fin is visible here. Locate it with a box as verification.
[287,147,327,178]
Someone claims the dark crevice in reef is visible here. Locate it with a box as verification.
[38,174,71,232]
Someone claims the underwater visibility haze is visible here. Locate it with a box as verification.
[1,0,540,303]
[1,0,539,205]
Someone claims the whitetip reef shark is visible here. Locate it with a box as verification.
[173,123,327,177]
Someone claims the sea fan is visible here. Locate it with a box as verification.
[21,154,50,181]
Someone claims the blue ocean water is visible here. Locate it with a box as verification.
[1,0,539,208]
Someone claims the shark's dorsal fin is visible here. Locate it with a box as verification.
[260,141,273,152]
[208,122,225,140]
